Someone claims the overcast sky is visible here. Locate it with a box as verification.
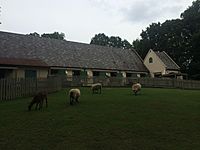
[0,0,194,43]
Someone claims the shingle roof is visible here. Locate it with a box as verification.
[0,57,48,67]
[154,51,180,70]
[0,31,148,72]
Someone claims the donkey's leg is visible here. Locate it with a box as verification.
[75,97,79,103]
[99,87,101,94]
[45,97,48,108]
[35,102,39,110]
[39,100,43,110]
[70,97,73,105]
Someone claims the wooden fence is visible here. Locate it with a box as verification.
[1,76,200,101]
[62,76,200,90]
[0,77,62,101]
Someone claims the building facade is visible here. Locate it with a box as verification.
[0,31,148,79]
[144,49,183,79]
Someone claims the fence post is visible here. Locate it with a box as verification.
[172,79,175,88]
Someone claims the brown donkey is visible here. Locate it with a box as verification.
[28,91,48,111]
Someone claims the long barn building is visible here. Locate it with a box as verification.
[0,31,148,79]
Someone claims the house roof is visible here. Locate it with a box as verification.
[154,51,180,70]
[0,31,148,72]
[0,57,48,67]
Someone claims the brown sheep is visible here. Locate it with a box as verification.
[28,91,48,111]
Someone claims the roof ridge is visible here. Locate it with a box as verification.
[0,30,138,52]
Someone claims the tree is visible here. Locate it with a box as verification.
[133,20,192,75]
[132,23,162,58]
[108,36,123,48]
[122,39,132,49]
[181,0,200,33]
[180,0,200,79]
[133,39,149,58]
[132,0,200,79]
[41,32,65,40]
[29,32,66,40]
[90,33,109,46]
[29,32,40,37]
[90,33,132,49]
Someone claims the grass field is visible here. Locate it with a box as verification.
[0,88,200,150]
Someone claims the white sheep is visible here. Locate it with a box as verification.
[91,83,102,94]
[132,83,142,96]
[69,88,81,105]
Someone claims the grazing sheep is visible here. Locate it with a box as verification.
[132,83,142,96]
[28,91,48,111]
[91,83,102,94]
[69,88,81,105]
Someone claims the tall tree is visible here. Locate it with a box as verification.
[181,0,200,79]
[189,31,200,79]
[133,22,161,58]
[181,0,200,33]
[133,0,200,79]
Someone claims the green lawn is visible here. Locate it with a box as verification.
[0,88,200,150]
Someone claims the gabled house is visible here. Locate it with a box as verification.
[144,49,183,79]
[0,31,148,79]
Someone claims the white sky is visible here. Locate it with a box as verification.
[0,0,194,43]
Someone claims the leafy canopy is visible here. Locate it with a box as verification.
[132,0,200,79]
[29,32,65,40]
[90,33,132,49]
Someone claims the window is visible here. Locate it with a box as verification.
[93,71,100,77]
[149,57,153,63]
[110,72,117,77]
[51,69,59,75]
[0,69,6,79]
[126,73,137,77]
[73,70,81,76]
[25,70,37,78]
[126,73,132,77]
